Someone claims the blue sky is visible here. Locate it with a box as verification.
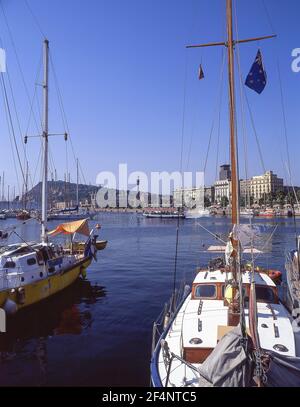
[0,0,299,197]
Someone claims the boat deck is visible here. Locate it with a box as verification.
[156,270,299,387]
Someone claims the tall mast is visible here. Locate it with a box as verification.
[186,1,275,224]
[2,171,4,201]
[226,0,239,227]
[24,161,29,211]
[41,39,49,244]
[76,158,79,210]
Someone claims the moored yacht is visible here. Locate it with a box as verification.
[240,208,254,218]
[151,0,300,387]
[151,267,300,387]
[0,219,100,314]
[143,208,185,219]
[185,208,210,219]
[258,208,276,218]
[0,40,106,315]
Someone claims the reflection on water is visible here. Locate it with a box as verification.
[2,280,106,340]
[0,279,106,386]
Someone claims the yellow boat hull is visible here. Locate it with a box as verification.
[0,257,92,312]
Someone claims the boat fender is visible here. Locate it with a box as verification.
[81,267,87,280]
[3,298,18,315]
[163,312,170,329]
[16,287,26,305]
[224,285,234,304]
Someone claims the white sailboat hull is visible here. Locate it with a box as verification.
[151,269,300,387]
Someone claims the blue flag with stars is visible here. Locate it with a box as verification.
[245,50,267,94]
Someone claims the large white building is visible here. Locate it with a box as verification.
[173,187,205,209]
[214,179,231,203]
[240,171,284,201]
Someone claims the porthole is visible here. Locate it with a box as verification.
[189,338,203,345]
[273,344,288,353]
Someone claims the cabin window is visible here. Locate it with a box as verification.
[195,284,216,299]
[255,286,275,303]
[41,248,50,262]
[221,285,246,299]
[36,251,45,266]
[3,261,16,269]
[27,258,37,266]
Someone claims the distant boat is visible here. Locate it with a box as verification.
[294,206,300,217]
[16,210,31,221]
[17,160,30,221]
[143,208,184,218]
[258,208,276,218]
[48,209,95,221]
[240,208,254,217]
[48,159,96,221]
[184,208,210,219]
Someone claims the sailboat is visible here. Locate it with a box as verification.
[151,1,300,387]
[0,40,105,315]
[285,236,300,315]
[240,208,254,218]
[185,208,210,219]
[48,161,95,221]
[16,161,31,221]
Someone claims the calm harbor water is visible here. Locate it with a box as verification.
[0,213,299,386]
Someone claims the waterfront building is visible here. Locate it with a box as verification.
[173,187,205,208]
[241,171,284,202]
[219,164,231,181]
[214,179,231,203]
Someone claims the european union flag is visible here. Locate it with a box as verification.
[245,50,267,94]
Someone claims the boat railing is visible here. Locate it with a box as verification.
[160,339,199,387]
[0,270,6,290]
[150,282,191,387]
[151,282,189,355]
[179,297,191,358]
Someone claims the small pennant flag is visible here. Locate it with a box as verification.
[198,64,204,80]
[245,49,267,94]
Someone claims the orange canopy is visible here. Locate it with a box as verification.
[48,219,90,237]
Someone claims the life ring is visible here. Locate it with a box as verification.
[266,269,282,282]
